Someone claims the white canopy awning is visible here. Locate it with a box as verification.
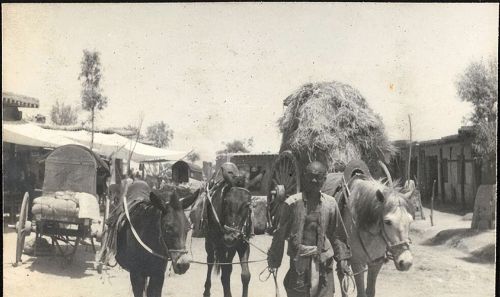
[2,121,79,147]
[2,121,188,162]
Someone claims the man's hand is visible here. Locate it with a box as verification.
[340,260,351,275]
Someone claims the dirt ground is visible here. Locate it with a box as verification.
[3,207,496,297]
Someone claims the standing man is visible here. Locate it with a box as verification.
[267,161,351,297]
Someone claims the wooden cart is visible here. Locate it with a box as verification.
[13,144,110,266]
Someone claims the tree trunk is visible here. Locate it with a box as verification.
[407,114,412,182]
[90,108,95,150]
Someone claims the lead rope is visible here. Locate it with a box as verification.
[340,267,368,296]
[259,267,280,297]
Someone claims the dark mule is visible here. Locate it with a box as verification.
[325,173,414,297]
[203,185,253,297]
[113,181,198,297]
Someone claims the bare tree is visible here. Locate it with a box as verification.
[217,138,254,154]
[186,151,201,163]
[145,121,174,148]
[79,50,108,149]
[127,113,145,173]
[50,100,79,125]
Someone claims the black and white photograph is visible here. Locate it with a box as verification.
[2,3,497,297]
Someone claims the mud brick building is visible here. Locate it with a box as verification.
[390,127,496,210]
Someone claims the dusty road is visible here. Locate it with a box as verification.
[3,209,495,297]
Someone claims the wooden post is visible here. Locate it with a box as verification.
[460,143,466,209]
[430,179,436,226]
[407,114,412,182]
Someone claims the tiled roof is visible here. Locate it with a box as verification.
[2,92,39,108]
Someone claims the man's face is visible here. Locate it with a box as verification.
[303,163,327,193]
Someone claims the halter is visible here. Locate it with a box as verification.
[342,175,411,263]
[380,216,412,261]
[122,183,188,261]
[204,183,252,244]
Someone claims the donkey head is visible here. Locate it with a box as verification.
[221,187,252,247]
[149,188,198,274]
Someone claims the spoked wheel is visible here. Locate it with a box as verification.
[14,192,32,267]
[52,235,81,265]
[266,150,301,234]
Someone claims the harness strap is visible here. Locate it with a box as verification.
[205,183,225,232]
[122,184,168,260]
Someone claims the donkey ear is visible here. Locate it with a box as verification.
[169,190,182,210]
[150,191,167,213]
[180,188,200,210]
[402,189,415,200]
[376,189,385,203]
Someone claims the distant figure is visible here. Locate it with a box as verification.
[125,170,134,185]
[160,179,167,190]
[247,166,265,191]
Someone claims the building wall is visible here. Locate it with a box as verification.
[391,134,480,210]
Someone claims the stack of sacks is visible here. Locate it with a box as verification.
[32,191,79,219]
[32,191,100,221]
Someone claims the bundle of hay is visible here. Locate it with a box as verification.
[278,81,396,173]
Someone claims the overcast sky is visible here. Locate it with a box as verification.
[2,3,498,161]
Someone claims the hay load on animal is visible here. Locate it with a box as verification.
[267,81,396,231]
[267,81,415,297]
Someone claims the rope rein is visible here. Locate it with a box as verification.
[122,184,188,261]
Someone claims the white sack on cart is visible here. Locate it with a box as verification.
[76,192,100,221]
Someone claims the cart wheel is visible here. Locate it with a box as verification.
[266,151,301,234]
[14,192,31,267]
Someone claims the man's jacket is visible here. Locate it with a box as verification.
[268,192,351,268]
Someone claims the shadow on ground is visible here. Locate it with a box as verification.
[460,244,496,263]
[421,228,486,246]
[24,247,96,279]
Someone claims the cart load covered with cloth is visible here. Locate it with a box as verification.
[13,144,110,266]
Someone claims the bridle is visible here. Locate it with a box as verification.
[379,211,412,261]
[341,176,412,263]
[204,183,252,244]
[122,183,188,261]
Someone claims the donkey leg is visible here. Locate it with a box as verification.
[221,249,236,297]
[146,274,165,297]
[237,244,251,297]
[351,263,367,297]
[365,262,383,297]
[130,271,147,297]
[204,241,215,297]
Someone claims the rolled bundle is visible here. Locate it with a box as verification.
[32,191,99,221]
[32,195,79,219]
